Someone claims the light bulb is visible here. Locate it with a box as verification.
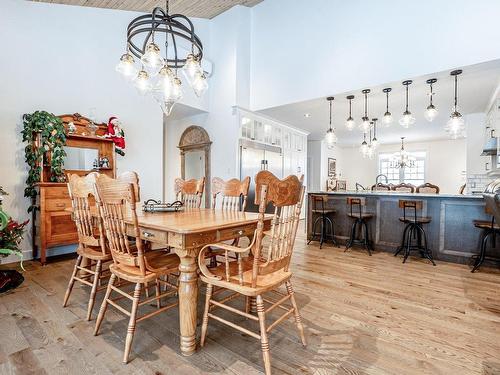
[141,43,163,72]
[446,111,465,139]
[399,111,416,128]
[383,111,393,126]
[192,71,208,97]
[115,53,138,80]
[359,117,371,132]
[154,66,174,96]
[424,104,438,122]
[182,54,202,84]
[345,117,355,131]
[134,70,152,95]
[325,129,337,145]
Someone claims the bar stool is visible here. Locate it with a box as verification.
[308,194,336,248]
[394,200,436,265]
[345,197,373,255]
[471,199,500,272]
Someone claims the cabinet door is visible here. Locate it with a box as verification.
[254,121,264,142]
[240,116,253,140]
[263,123,273,144]
[272,126,282,146]
[283,130,291,149]
[44,211,78,246]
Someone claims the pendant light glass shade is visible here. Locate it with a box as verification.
[446,70,466,139]
[325,97,337,146]
[382,88,393,126]
[390,137,416,168]
[134,70,152,95]
[359,89,371,132]
[141,43,164,74]
[153,74,183,116]
[182,54,203,85]
[360,133,368,157]
[424,78,439,122]
[399,80,416,128]
[115,53,138,80]
[371,118,379,149]
[192,71,209,97]
[345,95,355,131]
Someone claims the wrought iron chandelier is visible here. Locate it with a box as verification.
[390,137,416,168]
[115,0,208,116]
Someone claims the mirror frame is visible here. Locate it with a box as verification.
[178,125,212,207]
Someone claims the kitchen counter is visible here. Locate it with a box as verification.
[306,191,494,264]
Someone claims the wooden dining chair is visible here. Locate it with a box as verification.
[174,177,205,208]
[63,172,112,321]
[416,183,440,194]
[371,183,392,191]
[93,175,180,364]
[197,171,306,375]
[392,182,415,193]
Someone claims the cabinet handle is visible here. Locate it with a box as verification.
[142,231,154,238]
[485,162,490,171]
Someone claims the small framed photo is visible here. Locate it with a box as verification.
[328,158,336,177]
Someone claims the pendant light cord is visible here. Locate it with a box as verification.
[386,91,389,112]
[349,98,352,117]
[364,92,368,117]
[329,99,333,131]
[454,75,458,108]
[405,85,409,112]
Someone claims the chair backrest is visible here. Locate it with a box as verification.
[118,171,141,202]
[416,183,439,194]
[174,177,205,208]
[484,193,500,225]
[459,183,466,195]
[347,196,366,217]
[211,176,250,211]
[251,171,305,287]
[67,172,106,255]
[371,183,391,191]
[399,199,423,222]
[310,194,329,214]
[392,183,415,193]
[94,175,148,275]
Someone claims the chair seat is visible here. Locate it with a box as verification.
[473,219,500,230]
[399,216,431,224]
[77,246,113,261]
[200,257,292,297]
[110,251,180,283]
[347,212,374,219]
[312,209,336,214]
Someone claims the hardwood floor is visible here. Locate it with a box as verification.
[1,224,500,374]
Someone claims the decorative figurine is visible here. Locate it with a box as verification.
[104,117,126,156]
[99,156,110,169]
[67,121,77,134]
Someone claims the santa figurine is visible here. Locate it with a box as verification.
[105,117,126,156]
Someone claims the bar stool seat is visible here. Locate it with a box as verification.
[473,219,500,230]
[399,216,432,224]
[312,208,336,214]
[347,212,374,219]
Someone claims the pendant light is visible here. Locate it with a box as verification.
[345,95,355,131]
[360,132,368,158]
[371,118,379,149]
[324,96,337,146]
[366,125,375,159]
[382,88,393,126]
[424,78,438,122]
[399,80,416,128]
[359,89,371,132]
[445,69,466,139]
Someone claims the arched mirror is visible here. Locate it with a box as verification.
[179,125,212,207]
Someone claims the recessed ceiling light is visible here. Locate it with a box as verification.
[304,113,311,118]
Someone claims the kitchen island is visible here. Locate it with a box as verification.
[306,191,494,264]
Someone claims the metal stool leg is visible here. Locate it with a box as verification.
[308,216,322,244]
[319,215,325,249]
[395,224,409,257]
[416,224,436,266]
[362,220,372,256]
[324,216,337,247]
[472,230,490,272]
[403,224,413,264]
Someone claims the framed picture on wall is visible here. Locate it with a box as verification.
[328,158,336,177]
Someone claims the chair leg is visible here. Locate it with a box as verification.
[155,279,161,309]
[200,284,213,347]
[472,231,490,272]
[63,255,82,307]
[345,220,357,251]
[86,260,102,321]
[325,216,337,246]
[395,225,409,257]
[417,225,436,266]
[123,282,142,364]
[286,281,306,346]
[319,216,325,249]
[362,220,372,256]
[256,295,272,375]
[308,216,321,244]
[403,225,413,264]
[94,273,116,336]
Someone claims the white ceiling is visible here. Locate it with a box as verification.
[259,60,500,145]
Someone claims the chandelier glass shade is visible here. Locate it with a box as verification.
[424,78,439,122]
[445,70,466,139]
[371,118,379,149]
[382,87,393,127]
[360,133,369,158]
[359,89,372,133]
[325,97,337,146]
[115,1,208,116]
[390,137,416,169]
[399,80,416,128]
[345,95,355,131]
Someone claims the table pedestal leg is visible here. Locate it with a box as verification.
[177,252,198,356]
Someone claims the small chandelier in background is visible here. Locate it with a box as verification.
[371,118,379,149]
[360,132,368,158]
[115,0,208,116]
[382,87,393,127]
[359,89,371,133]
[390,137,416,168]
[424,78,438,122]
[345,95,355,131]
[445,69,466,139]
[324,97,337,146]
[366,124,375,159]
[399,80,416,128]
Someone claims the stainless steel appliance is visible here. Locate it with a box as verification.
[240,139,283,213]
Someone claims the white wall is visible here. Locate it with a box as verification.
[0,0,210,261]
[250,0,500,110]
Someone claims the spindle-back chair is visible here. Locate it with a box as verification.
[174,177,205,208]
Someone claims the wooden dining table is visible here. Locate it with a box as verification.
[122,208,272,356]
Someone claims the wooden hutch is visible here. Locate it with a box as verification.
[34,113,116,264]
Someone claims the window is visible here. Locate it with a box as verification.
[378,151,426,185]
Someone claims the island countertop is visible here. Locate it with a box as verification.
[306,191,492,264]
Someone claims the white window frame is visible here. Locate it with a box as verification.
[378,151,427,185]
